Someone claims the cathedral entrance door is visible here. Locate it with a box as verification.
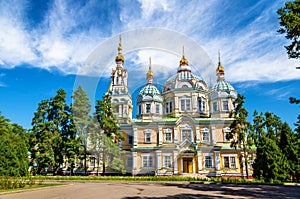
[183,158,193,173]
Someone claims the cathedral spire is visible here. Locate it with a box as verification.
[115,35,125,64]
[216,51,225,81]
[179,46,189,66]
[146,56,154,84]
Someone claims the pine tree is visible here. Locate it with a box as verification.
[95,93,124,175]
[88,116,124,175]
[228,94,253,179]
[278,122,300,181]
[277,0,300,59]
[31,89,76,175]
[253,135,287,182]
[71,86,91,175]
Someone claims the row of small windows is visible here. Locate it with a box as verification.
[212,100,230,112]
[136,99,232,115]
[126,155,236,169]
[204,156,236,169]
[124,127,231,145]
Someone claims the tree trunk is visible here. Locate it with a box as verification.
[84,145,87,176]
[102,151,106,176]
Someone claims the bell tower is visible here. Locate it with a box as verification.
[108,35,132,124]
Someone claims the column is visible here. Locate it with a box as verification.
[132,152,137,175]
[211,126,216,145]
[156,150,162,174]
[173,151,178,174]
[174,127,178,143]
[197,151,202,172]
[133,126,138,148]
[215,151,220,171]
[158,126,162,146]
[196,126,200,143]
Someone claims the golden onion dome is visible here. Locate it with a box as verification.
[180,55,189,66]
[115,54,125,63]
[216,64,225,74]
[147,69,154,79]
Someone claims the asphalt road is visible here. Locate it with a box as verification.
[0,182,299,199]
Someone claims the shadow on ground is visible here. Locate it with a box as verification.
[123,183,300,199]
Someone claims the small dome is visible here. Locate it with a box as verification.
[212,80,235,93]
[216,64,224,74]
[180,55,189,66]
[163,71,203,92]
[139,84,161,96]
[115,54,125,63]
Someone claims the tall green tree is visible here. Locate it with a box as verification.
[278,122,300,181]
[95,93,124,175]
[252,112,296,182]
[253,134,287,182]
[88,116,124,175]
[290,97,300,136]
[228,94,253,179]
[0,113,29,176]
[95,93,123,140]
[71,85,91,175]
[31,89,76,175]
[277,0,300,59]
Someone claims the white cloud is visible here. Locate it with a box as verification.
[0,0,299,84]
[0,1,37,67]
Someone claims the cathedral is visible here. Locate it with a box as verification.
[107,37,253,177]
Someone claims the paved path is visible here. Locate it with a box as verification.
[0,182,299,199]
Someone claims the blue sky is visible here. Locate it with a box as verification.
[0,0,299,129]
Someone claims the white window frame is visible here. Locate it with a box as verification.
[204,155,214,169]
[181,129,192,141]
[164,128,172,142]
[180,98,191,112]
[142,154,153,168]
[222,154,237,169]
[202,127,210,142]
[198,97,206,113]
[163,154,172,168]
[144,129,152,143]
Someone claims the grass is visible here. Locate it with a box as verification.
[0,184,64,193]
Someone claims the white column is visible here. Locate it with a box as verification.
[156,150,162,174]
[173,151,178,174]
[196,126,200,143]
[215,151,220,171]
[197,151,202,172]
[133,127,138,148]
[211,126,216,145]
[132,152,137,175]
[174,127,178,143]
[158,126,162,145]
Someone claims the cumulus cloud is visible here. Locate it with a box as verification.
[0,0,298,84]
